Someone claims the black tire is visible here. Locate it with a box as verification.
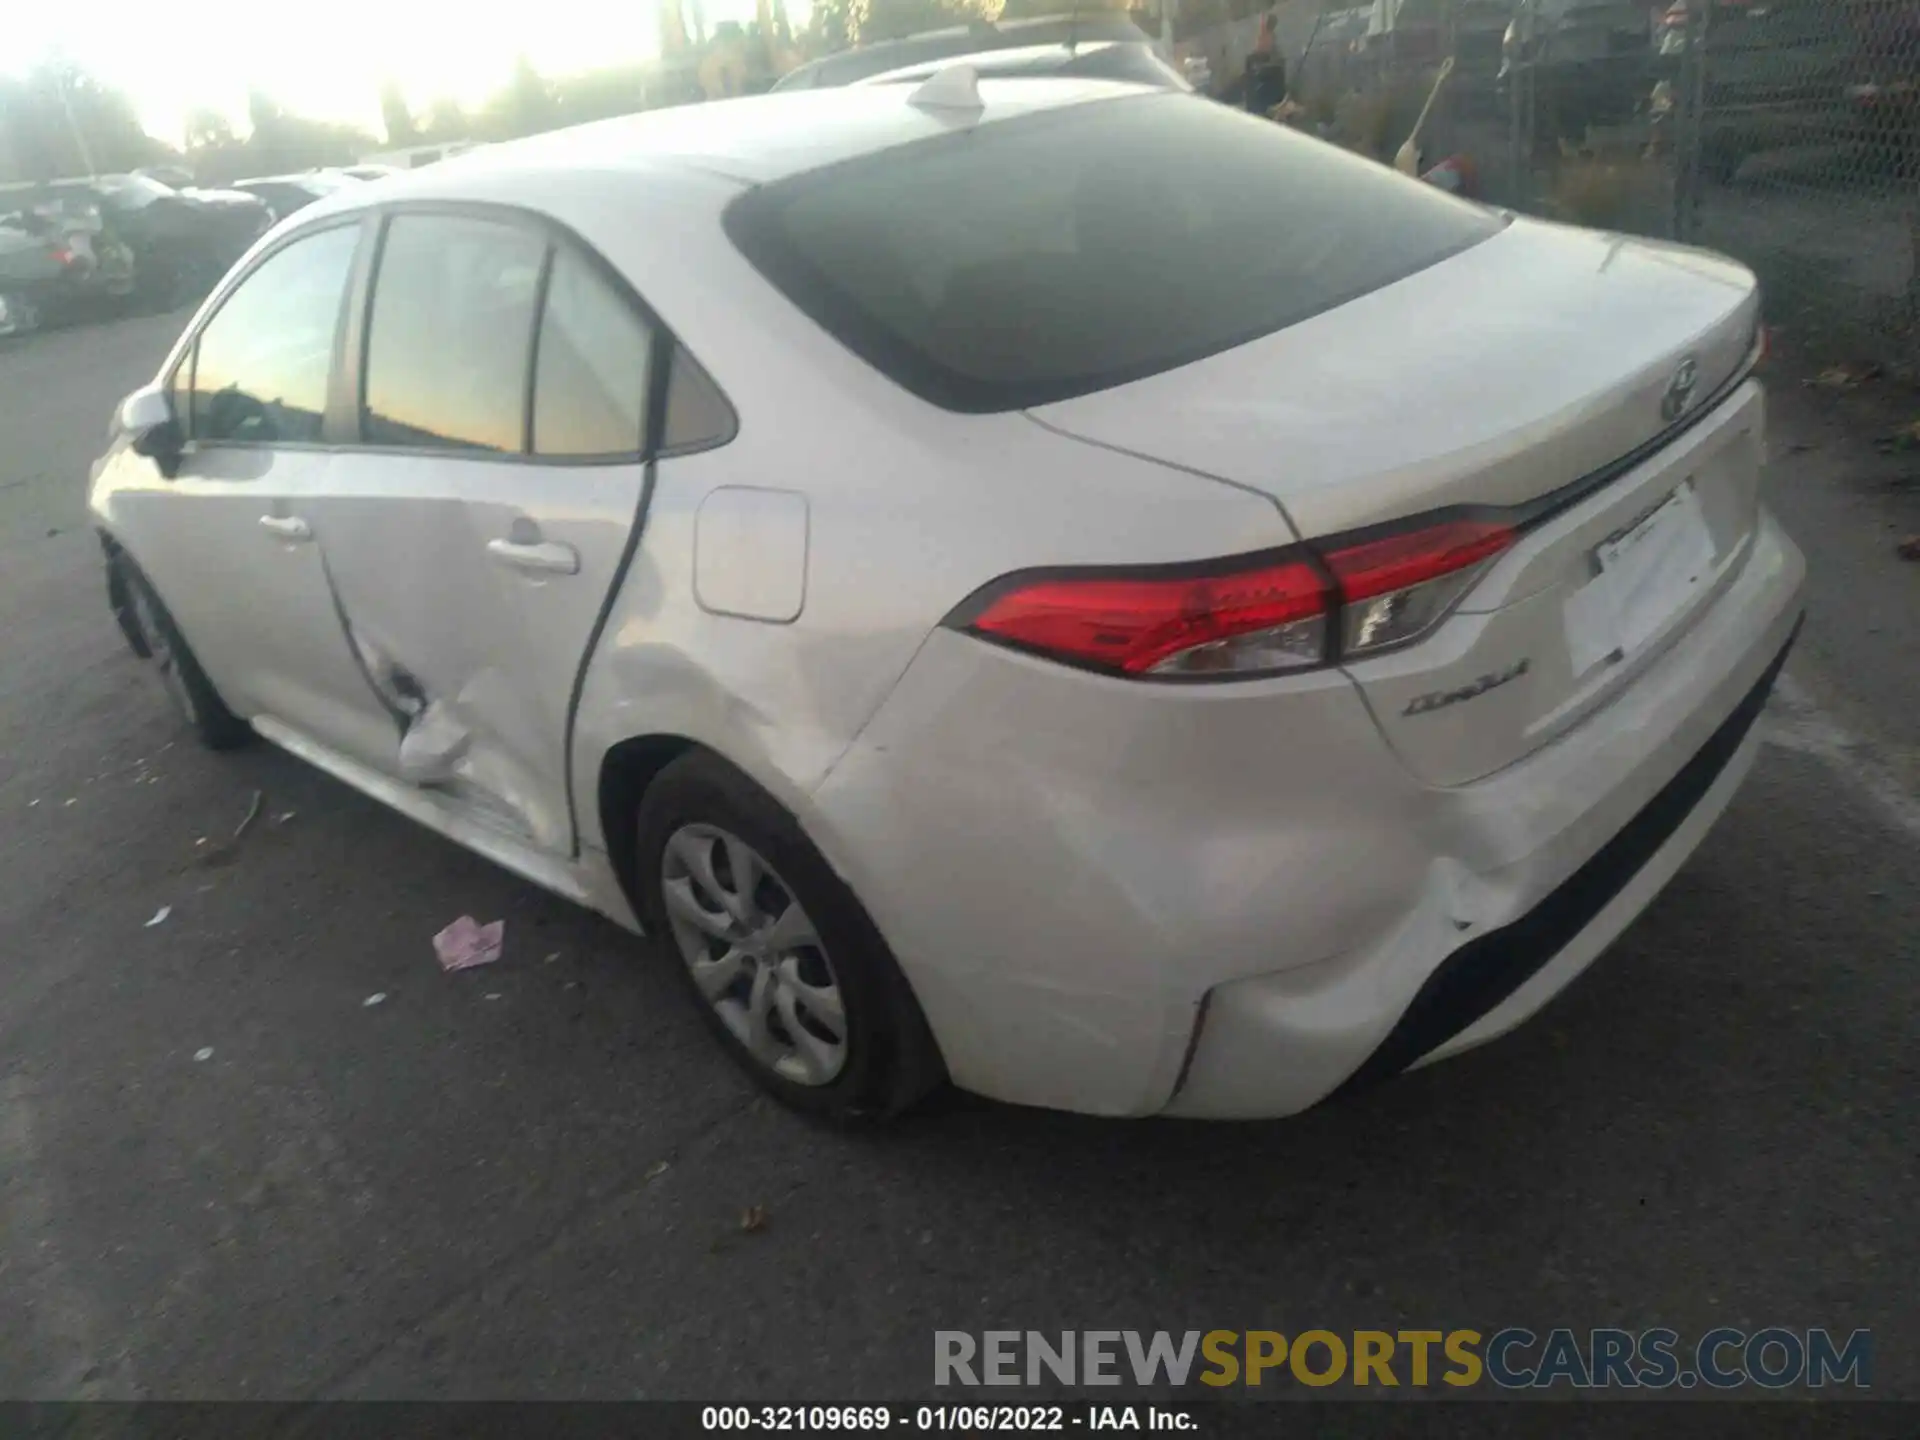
[105,554,151,658]
[120,560,253,751]
[633,751,944,1123]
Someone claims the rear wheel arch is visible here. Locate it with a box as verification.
[598,732,703,915]
[620,742,946,1119]
[598,734,882,923]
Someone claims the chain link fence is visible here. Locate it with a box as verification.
[1679,0,1920,369]
[1184,0,1920,371]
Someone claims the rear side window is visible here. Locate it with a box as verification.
[532,248,654,457]
[662,346,737,452]
[191,224,358,444]
[363,213,545,452]
[726,94,1504,412]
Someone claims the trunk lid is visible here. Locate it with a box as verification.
[1031,217,1765,784]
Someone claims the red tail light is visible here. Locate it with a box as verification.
[964,555,1333,677]
[954,515,1518,680]
[1321,517,1516,657]
[1321,518,1515,601]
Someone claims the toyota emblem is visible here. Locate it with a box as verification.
[1661,357,1700,422]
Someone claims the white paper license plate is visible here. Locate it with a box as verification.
[1564,480,1717,676]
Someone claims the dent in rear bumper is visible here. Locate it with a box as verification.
[1167,511,1805,1118]
[811,510,1805,1120]
[1334,612,1796,1098]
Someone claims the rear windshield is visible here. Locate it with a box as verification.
[725,94,1504,412]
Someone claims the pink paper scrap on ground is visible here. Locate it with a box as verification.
[433,915,505,972]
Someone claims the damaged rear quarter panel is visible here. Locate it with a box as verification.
[535,168,1299,886]
[564,404,1298,884]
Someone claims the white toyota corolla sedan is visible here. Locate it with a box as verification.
[90,73,1805,1122]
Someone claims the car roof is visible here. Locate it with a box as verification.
[299,78,1157,210]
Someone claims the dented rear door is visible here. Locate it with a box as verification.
[305,211,657,856]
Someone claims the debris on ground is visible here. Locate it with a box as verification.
[1898,535,1920,561]
[483,992,502,1001]
[197,789,264,869]
[193,1047,213,1062]
[1875,420,1920,453]
[646,1159,672,1181]
[1785,440,1818,455]
[433,916,505,972]
[740,1205,770,1234]
[273,810,296,825]
[363,992,387,1008]
[144,906,171,928]
[1806,362,1882,391]
[543,951,561,964]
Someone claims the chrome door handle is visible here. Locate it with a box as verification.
[486,538,580,576]
[259,514,312,541]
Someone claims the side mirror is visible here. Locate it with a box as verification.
[119,383,184,478]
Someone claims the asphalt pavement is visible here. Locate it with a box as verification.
[0,311,1914,1404]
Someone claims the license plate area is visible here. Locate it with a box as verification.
[1563,478,1718,677]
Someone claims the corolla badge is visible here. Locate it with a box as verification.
[1661,356,1700,422]
[1402,658,1531,717]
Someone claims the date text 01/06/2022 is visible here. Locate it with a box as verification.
[701,1406,1198,1432]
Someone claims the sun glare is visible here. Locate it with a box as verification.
[7,0,789,147]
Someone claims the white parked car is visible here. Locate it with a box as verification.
[91,74,1804,1123]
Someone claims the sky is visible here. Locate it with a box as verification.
[8,0,793,148]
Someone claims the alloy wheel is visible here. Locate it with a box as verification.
[659,823,849,1087]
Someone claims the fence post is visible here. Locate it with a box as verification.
[1669,0,1709,243]
[1506,4,1535,209]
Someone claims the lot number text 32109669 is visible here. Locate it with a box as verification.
[701,1406,1197,1432]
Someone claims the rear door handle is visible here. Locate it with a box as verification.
[486,537,580,576]
[259,514,311,541]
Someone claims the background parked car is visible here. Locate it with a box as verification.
[65,174,271,309]
[230,171,361,224]
[771,12,1157,90]
[135,165,197,190]
[0,191,137,336]
[1503,0,1665,140]
[852,39,1194,91]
